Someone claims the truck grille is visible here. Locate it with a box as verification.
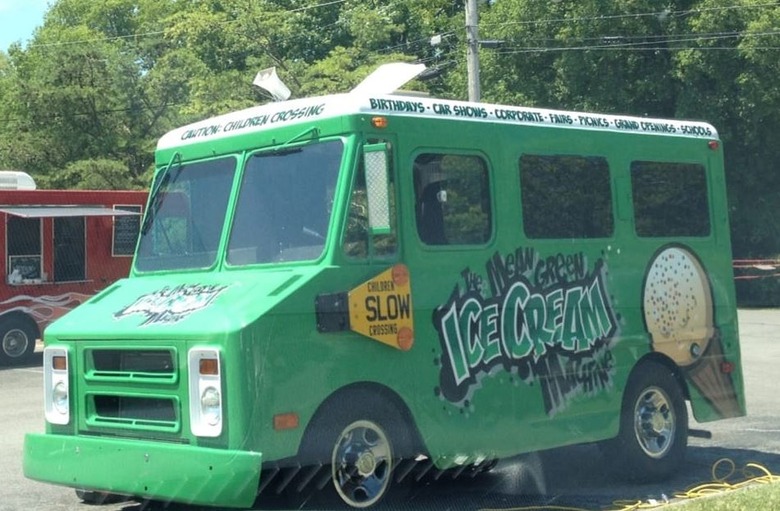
[89,394,178,430]
[80,346,182,434]
[89,349,176,381]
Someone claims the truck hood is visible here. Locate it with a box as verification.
[46,268,321,340]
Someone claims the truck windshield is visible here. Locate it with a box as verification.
[135,156,235,271]
[227,139,343,265]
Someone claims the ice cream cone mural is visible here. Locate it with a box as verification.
[642,245,741,418]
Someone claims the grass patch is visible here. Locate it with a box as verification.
[674,481,780,510]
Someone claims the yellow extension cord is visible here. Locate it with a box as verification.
[479,458,780,511]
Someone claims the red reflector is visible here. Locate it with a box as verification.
[708,140,720,150]
[721,361,734,374]
[199,358,219,375]
[273,413,300,431]
[52,356,67,371]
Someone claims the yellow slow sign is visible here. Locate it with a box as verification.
[349,264,414,351]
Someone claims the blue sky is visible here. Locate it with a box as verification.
[0,0,50,51]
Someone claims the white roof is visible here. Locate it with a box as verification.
[157,93,719,151]
[0,206,141,218]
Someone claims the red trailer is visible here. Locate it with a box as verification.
[0,180,147,365]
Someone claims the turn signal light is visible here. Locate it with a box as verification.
[52,355,67,371]
[199,358,219,375]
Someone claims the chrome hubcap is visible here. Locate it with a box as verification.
[634,386,676,459]
[332,420,392,508]
[2,329,29,358]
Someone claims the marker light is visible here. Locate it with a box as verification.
[371,116,388,129]
[188,348,223,437]
[273,413,300,431]
[43,347,70,425]
[708,140,720,150]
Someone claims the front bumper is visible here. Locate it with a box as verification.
[24,433,262,508]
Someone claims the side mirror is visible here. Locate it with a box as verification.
[363,143,391,235]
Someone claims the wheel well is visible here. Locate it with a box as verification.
[0,312,40,340]
[631,352,691,401]
[300,381,426,459]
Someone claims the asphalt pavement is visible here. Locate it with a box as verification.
[2,308,779,511]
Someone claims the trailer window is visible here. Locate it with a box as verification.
[7,217,42,282]
[113,205,142,256]
[631,161,710,237]
[53,217,85,282]
[520,154,613,239]
[413,153,491,246]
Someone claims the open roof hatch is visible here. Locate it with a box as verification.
[350,62,427,96]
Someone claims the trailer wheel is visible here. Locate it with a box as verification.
[603,361,687,482]
[0,316,37,365]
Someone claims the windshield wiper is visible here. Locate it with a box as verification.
[254,126,320,158]
[141,152,181,236]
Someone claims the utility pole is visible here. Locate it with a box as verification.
[465,0,480,102]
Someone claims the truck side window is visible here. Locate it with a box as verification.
[343,143,397,259]
[631,161,710,237]
[520,154,613,239]
[413,153,491,246]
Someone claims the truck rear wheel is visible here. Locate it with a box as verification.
[0,316,37,365]
[603,360,687,481]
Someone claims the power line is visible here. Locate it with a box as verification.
[481,2,779,31]
[490,28,780,54]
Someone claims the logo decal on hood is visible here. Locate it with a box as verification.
[115,284,228,325]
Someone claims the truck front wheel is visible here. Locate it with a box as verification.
[331,419,394,508]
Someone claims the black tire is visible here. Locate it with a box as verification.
[602,361,688,482]
[0,316,38,366]
[296,391,412,509]
[75,489,125,505]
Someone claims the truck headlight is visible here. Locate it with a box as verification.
[188,348,222,437]
[44,347,70,425]
[52,382,69,414]
[200,387,221,426]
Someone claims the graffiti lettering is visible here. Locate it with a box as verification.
[435,248,617,415]
[115,284,228,326]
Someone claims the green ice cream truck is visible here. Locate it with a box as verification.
[24,63,745,509]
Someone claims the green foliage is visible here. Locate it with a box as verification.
[1,0,780,298]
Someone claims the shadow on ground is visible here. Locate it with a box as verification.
[112,443,780,511]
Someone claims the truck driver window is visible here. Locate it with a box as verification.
[413,153,491,246]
